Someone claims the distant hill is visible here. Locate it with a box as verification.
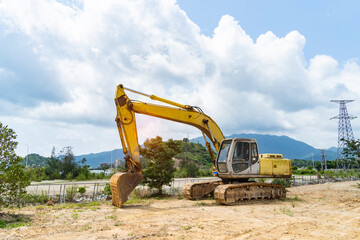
[21,153,49,167]
[24,133,338,168]
[75,149,125,168]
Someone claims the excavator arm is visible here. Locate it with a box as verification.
[110,84,225,207]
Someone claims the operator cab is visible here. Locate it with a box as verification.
[216,138,259,175]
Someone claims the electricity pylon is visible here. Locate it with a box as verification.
[330,100,356,168]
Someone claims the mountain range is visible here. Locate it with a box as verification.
[75,133,337,168]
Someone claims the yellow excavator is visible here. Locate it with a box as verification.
[110,84,292,207]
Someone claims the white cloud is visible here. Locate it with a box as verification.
[0,0,359,156]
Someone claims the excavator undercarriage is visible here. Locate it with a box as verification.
[182,180,286,205]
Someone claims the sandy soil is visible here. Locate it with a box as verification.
[1,181,359,240]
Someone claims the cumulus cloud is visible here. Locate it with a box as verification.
[0,0,359,156]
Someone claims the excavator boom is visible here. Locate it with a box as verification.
[110,84,225,207]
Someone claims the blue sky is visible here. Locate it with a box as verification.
[0,0,359,157]
[178,0,360,63]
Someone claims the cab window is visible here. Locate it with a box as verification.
[251,143,258,164]
[217,140,231,173]
[232,142,249,161]
[232,142,250,173]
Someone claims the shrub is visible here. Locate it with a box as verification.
[271,178,291,188]
[23,191,49,204]
[103,183,112,196]
[65,172,73,180]
[78,187,86,194]
[76,173,87,181]
[66,186,77,202]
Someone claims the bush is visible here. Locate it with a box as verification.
[174,168,188,178]
[78,187,86,194]
[271,178,291,188]
[76,173,87,181]
[66,186,77,202]
[65,172,73,180]
[293,168,317,175]
[103,183,112,196]
[0,220,6,228]
[23,191,49,204]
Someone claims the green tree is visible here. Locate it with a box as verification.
[60,147,77,178]
[25,167,47,182]
[343,139,360,167]
[44,156,62,179]
[140,136,182,195]
[0,122,30,207]
[179,158,199,177]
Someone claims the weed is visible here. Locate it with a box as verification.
[194,202,207,206]
[279,206,293,217]
[0,220,6,228]
[181,225,192,230]
[0,213,31,229]
[293,195,302,201]
[72,210,79,219]
[273,208,278,215]
[91,206,100,211]
[23,191,49,205]
[36,205,45,210]
[283,195,303,203]
[271,178,291,187]
[195,223,204,229]
[81,224,90,230]
[170,187,181,196]
[114,221,124,226]
[66,186,77,202]
[291,202,296,208]
[257,178,266,183]
[105,215,117,220]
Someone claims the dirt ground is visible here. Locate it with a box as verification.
[1,181,359,240]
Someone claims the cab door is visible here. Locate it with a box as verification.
[231,141,260,175]
[231,141,251,174]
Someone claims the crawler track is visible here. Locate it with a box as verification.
[182,180,222,200]
[214,183,286,205]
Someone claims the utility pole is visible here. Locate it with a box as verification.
[25,144,29,167]
[330,100,357,169]
[320,149,327,171]
[111,150,113,170]
[311,153,314,169]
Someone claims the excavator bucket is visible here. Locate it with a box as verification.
[110,172,142,207]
